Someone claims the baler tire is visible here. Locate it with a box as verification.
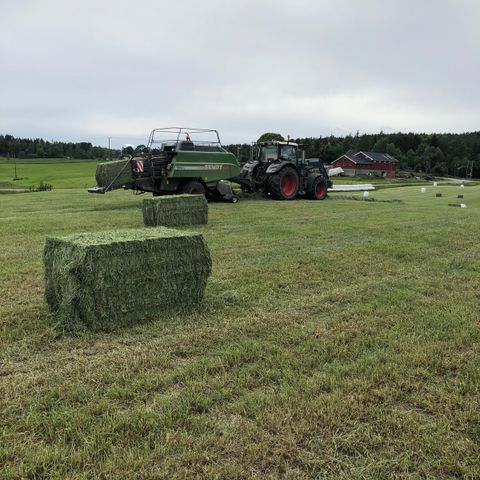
[268,167,299,200]
[179,181,206,197]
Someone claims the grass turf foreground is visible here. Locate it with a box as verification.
[43,227,211,331]
[142,194,208,227]
[2,184,480,478]
[95,159,133,189]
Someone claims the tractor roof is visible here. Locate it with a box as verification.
[258,140,299,147]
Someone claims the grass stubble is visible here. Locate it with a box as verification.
[0,182,479,478]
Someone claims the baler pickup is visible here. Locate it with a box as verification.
[89,158,133,194]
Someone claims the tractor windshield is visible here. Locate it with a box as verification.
[279,146,296,161]
[258,144,297,162]
[261,146,278,161]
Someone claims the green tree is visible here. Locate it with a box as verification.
[356,134,375,151]
[432,162,448,175]
[386,143,402,157]
[122,146,135,156]
[372,137,389,152]
[257,133,285,142]
[406,149,417,170]
[36,145,45,158]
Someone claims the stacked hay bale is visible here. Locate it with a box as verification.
[142,194,208,227]
[95,159,133,189]
[44,227,211,331]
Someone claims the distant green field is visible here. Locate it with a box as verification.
[0,156,103,164]
[0,158,98,189]
[1,183,479,478]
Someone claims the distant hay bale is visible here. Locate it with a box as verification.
[142,195,208,227]
[43,227,211,331]
[95,159,133,189]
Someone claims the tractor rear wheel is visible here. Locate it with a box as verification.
[308,176,328,200]
[179,180,206,197]
[268,167,299,200]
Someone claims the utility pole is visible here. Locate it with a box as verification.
[12,153,18,180]
[108,137,111,160]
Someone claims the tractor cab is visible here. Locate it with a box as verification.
[257,141,300,164]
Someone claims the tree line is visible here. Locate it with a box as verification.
[226,131,480,178]
[2,131,480,177]
[0,135,119,160]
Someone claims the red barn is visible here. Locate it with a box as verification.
[332,151,398,177]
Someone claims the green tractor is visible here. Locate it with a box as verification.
[89,127,241,202]
[234,140,332,200]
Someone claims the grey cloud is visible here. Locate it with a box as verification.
[0,0,479,147]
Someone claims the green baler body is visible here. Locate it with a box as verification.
[169,150,241,182]
[94,148,240,193]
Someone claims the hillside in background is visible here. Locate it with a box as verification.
[226,131,480,178]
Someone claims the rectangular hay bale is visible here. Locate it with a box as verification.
[142,194,208,227]
[95,159,133,189]
[44,227,211,330]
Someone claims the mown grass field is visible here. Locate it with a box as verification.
[1,165,479,478]
[0,158,98,189]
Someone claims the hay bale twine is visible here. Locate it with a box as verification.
[143,194,208,227]
[44,227,211,331]
[95,159,133,189]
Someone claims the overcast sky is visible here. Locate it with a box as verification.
[1,0,479,147]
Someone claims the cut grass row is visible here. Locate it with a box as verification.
[1,184,479,478]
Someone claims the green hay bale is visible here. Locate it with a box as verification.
[95,159,133,189]
[43,227,211,331]
[142,195,208,227]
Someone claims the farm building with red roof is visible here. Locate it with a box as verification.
[332,151,399,177]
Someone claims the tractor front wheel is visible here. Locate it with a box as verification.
[179,180,206,197]
[268,167,299,200]
[308,176,328,200]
